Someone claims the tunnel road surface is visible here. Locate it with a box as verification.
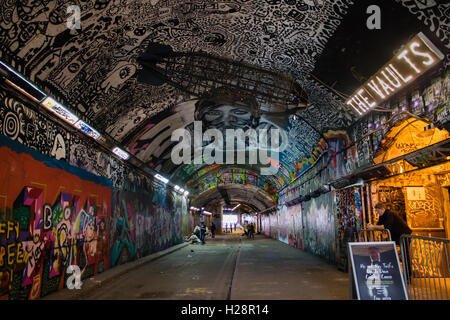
[82,234,349,300]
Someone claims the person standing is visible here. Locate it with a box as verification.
[211,222,216,238]
[225,223,228,233]
[200,221,207,245]
[367,203,411,245]
[248,223,255,239]
[230,223,233,233]
[367,202,412,280]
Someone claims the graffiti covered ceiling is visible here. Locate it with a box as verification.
[0,0,447,194]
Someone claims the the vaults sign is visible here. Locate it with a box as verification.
[346,32,444,116]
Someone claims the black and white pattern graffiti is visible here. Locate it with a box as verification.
[396,0,450,49]
[0,89,71,160]
[0,0,354,143]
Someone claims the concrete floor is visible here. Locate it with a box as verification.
[82,234,349,300]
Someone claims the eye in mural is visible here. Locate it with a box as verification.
[198,104,253,131]
[101,62,137,94]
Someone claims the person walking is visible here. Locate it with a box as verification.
[211,222,216,238]
[230,223,233,233]
[225,223,228,233]
[200,221,207,245]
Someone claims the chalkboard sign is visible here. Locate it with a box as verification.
[348,242,408,300]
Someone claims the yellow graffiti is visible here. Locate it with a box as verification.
[0,221,19,239]
[0,242,27,267]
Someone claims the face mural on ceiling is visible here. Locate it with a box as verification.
[196,101,254,132]
[126,88,294,183]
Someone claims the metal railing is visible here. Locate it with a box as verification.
[354,229,392,242]
[400,234,450,300]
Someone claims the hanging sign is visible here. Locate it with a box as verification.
[346,32,445,116]
[348,241,408,300]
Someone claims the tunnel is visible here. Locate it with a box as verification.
[0,0,450,310]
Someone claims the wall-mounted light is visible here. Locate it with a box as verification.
[41,97,101,140]
[174,185,188,195]
[232,204,241,211]
[74,120,101,140]
[0,61,46,102]
[112,147,130,160]
[0,61,104,141]
[154,174,169,184]
[41,96,79,125]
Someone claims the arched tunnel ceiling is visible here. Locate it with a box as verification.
[191,184,276,212]
[186,166,280,202]
[0,0,446,196]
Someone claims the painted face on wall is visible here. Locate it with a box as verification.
[201,104,253,130]
[85,223,95,241]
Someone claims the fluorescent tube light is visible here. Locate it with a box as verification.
[154,174,169,184]
[0,61,46,102]
[41,97,79,125]
[112,147,130,160]
[74,120,101,140]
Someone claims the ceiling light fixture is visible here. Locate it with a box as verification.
[112,147,130,160]
[74,120,102,140]
[41,96,79,125]
[0,61,46,102]
[154,174,169,184]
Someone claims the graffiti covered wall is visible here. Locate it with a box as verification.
[0,91,187,299]
[261,213,278,240]
[262,192,336,264]
[276,204,304,249]
[334,187,363,270]
[110,188,185,267]
[0,137,112,300]
[0,127,187,300]
[301,192,336,264]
